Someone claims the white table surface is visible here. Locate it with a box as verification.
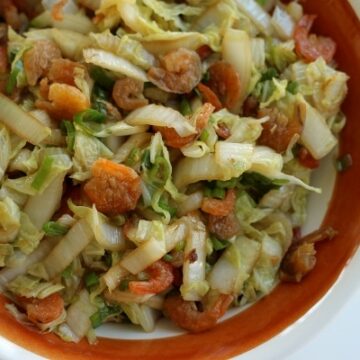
[288,2,360,358]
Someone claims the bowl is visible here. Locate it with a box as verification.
[1,0,360,358]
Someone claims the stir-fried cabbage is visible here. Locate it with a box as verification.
[40,219,94,280]
[235,0,273,36]
[222,28,253,109]
[126,105,196,137]
[7,274,63,299]
[65,289,97,341]
[0,0,349,343]
[5,149,72,196]
[72,130,113,181]
[90,31,155,69]
[298,98,337,160]
[285,58,349,117]
[83,49,148,82]
[208,236,261,295]
[138,31,209,54]
[13,213,44,255]
[0,125,11,182]
[0,197,21,243]
[180,216,208,301]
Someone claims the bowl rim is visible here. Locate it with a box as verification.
[0,1,360,359]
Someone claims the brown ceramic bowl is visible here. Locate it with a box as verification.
[1,1,360,359]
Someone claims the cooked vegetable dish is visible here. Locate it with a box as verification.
[0,0,348,342]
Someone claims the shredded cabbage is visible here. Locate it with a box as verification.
[208,235,260,295]
[0,0,349,342]
[7,274,63,299]
[180,216,208,301]
[13,213,44,255]
[90,31,155,69]
[0,197,21,243]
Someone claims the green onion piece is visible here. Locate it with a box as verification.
[261,67,279,81]
[199,129,209,142]
[90,305,121,329]
[149,156,170,187]
[255,0,267,6]
[211,236,229,251]
[194,87,202,99]
[92,99,108,117]
[179,98,192,116]
[141,149,151,169]
[42,221,69,236]
[203,186,213,198]
[240,172,283,202]
[216,178,238,189]
[158,196,177,217]
[202,71,210,83]
[272,178,289,186]
[85,272,99,289]
[60,120,76,151]
[61,264,73,279]
[31,156,54,191]
[74,109,106,124]
[111,215,126,227]
[287,80,299,95]
[6,60,23,95]
[125,147,141,167]
[119,279,129,291]
[163,254,173,262]
[90,311,102,329]
[260,80,276,103]
[336,153,353,172]
[103,251,113,268]
[92,85,109,100]
[90,67,115,90]
[212,187,226,199]
[175,240,185,252]
[143,82,153,89]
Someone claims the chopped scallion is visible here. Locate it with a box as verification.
[90,311,102,329]
[202,71,210,83]
[199,129,209,142]
[90,305,121,329]
[179,98,192,116]
[141,149,151,169]
[74,109,106,124]
[158,196,177,217]
[255,0,267,5]
[90,67,115,90]
[216,178,238,189]
[211,236,229,251]
[261,67,279,81]
[212,187,226,199]
[149,156,170,187]
[60,120,76,152]
[85,272,100,289]
[286,80,299,94]
[61,264,73,279]
[6,60,23,95]
[42,221,69,236]
[119,279,129,291]
[163,254,173,262]
[125,147,141,167]
[103,251,113,268]
[31,156,54,191]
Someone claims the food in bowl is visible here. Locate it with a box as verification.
[0,0,349,344]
